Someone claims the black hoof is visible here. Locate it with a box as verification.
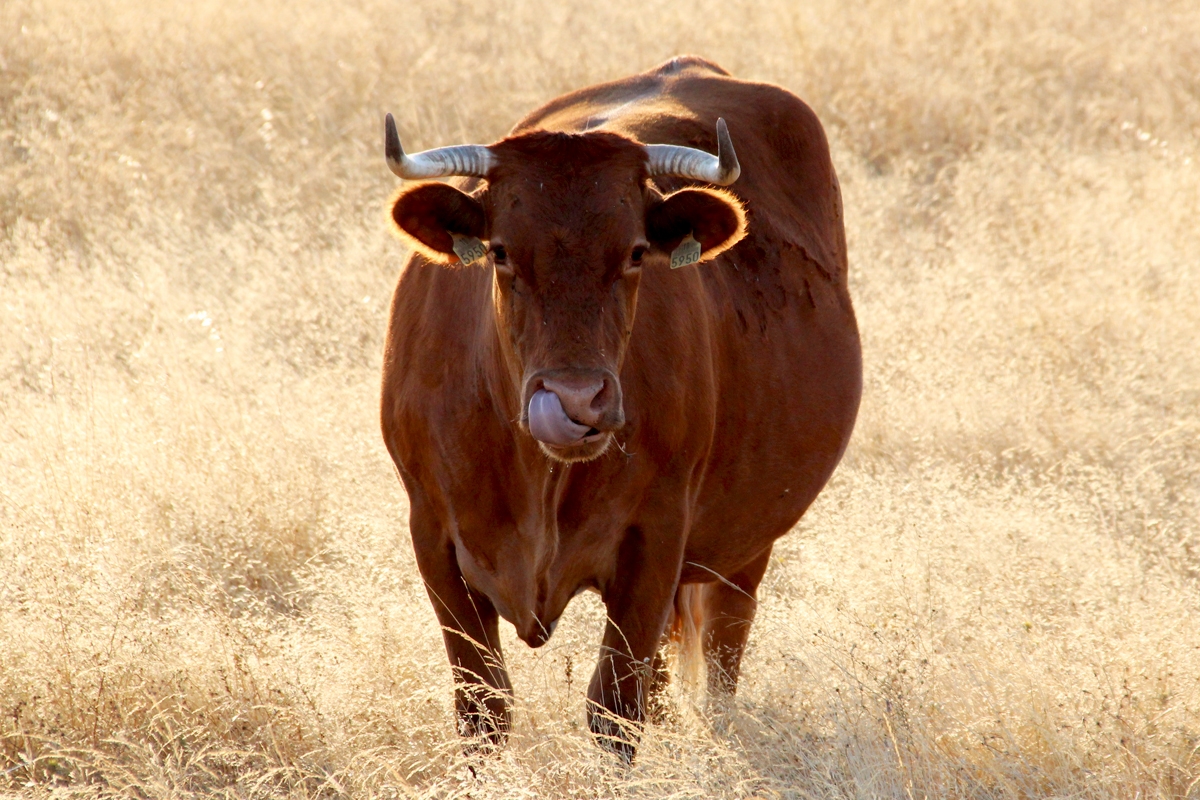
[587,706,640,763]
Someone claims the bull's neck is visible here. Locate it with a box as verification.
[479,279,521,435]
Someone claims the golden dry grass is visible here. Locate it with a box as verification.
[2,0,1199,796]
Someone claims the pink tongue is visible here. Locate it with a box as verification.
[528,389,591,445]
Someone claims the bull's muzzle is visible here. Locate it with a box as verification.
[524,369,624,448]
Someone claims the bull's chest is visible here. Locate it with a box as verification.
[445,460,639,640]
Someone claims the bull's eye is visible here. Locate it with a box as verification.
[491,244,508,264]
[630,246,647,266]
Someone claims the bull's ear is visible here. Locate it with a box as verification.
[645,187,746,264]
[389,182,486,264]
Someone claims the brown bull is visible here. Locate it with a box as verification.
[380,56,861,759]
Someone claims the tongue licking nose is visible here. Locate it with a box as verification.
[527,389,592,445]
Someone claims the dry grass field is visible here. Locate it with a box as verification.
[3,0,1199,796]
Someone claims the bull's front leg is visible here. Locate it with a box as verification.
[409,500,513,747]
[587,524,683,761]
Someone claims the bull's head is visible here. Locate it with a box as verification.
[385,114,746,462]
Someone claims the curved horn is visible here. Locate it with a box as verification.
[384,112,496,180]
[644,118,741,185]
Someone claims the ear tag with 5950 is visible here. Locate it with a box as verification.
[669,233,702,269]
[450,233,487,266]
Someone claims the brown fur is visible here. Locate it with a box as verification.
[380,56,862,759]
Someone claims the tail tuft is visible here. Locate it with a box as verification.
[670,583,707,689]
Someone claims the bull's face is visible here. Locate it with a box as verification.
[389,130,745,462]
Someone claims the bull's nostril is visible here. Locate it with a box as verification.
[590,382,610,412]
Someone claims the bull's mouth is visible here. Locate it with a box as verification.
[524,388,619,460]
[536,428,613,463]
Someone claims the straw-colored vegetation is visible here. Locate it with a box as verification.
[3,0,1198,796]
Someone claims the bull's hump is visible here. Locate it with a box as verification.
[651,55,730,78]
[513,57,728,136]
[580,96,697,136]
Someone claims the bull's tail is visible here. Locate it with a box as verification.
[669,583,707,691]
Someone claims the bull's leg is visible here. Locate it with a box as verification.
[701,546,772,697]
[587,525,683,761]
[409,500,513,747]
[439,578,512,748]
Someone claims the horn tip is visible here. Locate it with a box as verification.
[715,117,740,185]
[715,117,732,148]
[384,112,406,177]
[716,118,731,145]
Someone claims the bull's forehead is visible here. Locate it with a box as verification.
[486,130,649,231]
[490,175,642,234]
[541,174,638,210]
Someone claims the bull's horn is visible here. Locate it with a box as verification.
[644,118,740,185]
[384,113,496,180]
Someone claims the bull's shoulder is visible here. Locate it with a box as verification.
[383,256,493,395]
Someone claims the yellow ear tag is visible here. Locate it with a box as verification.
[450,233,487,266]
[669,233,702,269]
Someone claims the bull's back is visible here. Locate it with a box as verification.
[522,58,862,573]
